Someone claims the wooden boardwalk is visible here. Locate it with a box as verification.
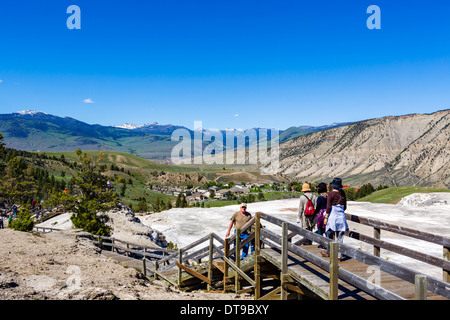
[259,244,447,300]
[87,211,450,301]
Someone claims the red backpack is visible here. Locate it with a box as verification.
[304,195,315,216]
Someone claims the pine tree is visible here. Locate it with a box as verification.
[9,208,34,232]
[69,149,117,236]
[175,194,182,207]
[0,157,37,205]
[136,198,148,212]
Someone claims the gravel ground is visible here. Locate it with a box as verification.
[2,192,448,300]
[0,228,249,300]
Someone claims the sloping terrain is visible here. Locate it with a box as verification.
[275,110,450,187]
[0,228,246,300]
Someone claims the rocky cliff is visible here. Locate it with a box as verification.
[276,109,450,188]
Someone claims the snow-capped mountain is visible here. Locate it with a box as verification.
[113,123,150,130]
[16,110,47,116]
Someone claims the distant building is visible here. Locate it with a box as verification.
[215,189,230,199]
[230,186,250,194]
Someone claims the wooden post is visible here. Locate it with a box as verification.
[374,227,381,257]
[178,248,183,288]
[255,212,261,257]
[235,229,241,293]
[415,274,427,300]
[281,223,289,300]
[254,212,261,300]
[223,238,229,293]
[142,258,147,277]
[444,246,450,283]
[207,233,213,291]
[329,242,339,300]
[154,260,159,280]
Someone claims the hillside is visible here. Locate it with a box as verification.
[274,109,450,188]
[356,186,450,204]
[25,150,288,211]
[0,111,179,161]
[279,122,352,143]
[0,111,352,163]
[2,109,449,189]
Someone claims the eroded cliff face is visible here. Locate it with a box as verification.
[276,110,450,187]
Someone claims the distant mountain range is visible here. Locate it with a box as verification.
[113,122,190,135]
[0,111,177,160]
[113,120,351,144]
[1,109,449,187]
[0,110,348,161]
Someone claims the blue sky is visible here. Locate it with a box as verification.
[1,0,450,130]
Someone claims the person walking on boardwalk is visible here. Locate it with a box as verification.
[226,203,253,259]
[297,183,317,245]
[314,182,328,248]
[321,178,348,260]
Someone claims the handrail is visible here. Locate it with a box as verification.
[345,213,450,247]
[33,226,62,233]
[87,210,449,299]
[260,227,404,300]
[345,212,450,283]
[92,240,166,260]
[260,212,450,277]
[258,212,450,300]
[91,234,177,254]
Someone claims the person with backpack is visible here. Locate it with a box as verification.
[297,183,317,245]
[321,178,349,260]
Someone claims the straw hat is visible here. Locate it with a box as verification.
[301,183,311,192]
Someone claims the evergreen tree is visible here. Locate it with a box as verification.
[343,187,357,201]
[0,133,5,175]
[258,192,265,201]
[153,197,161,212]
[69,149,117,236]
[9,208,34,232]
[175,194,182,208]
[0,157,37,205]
[136,197,148,212]
[120,183,127,197]
[356,183,375,199]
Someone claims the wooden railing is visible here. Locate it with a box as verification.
[33,226,62,233]
[256,212,450,300]
[83,211,450,300]
[152,217,257,292]
[344,212,450,283]
[89,219,258,293]
[91,234,177,260]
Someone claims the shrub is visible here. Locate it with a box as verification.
[9,208,34,232]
